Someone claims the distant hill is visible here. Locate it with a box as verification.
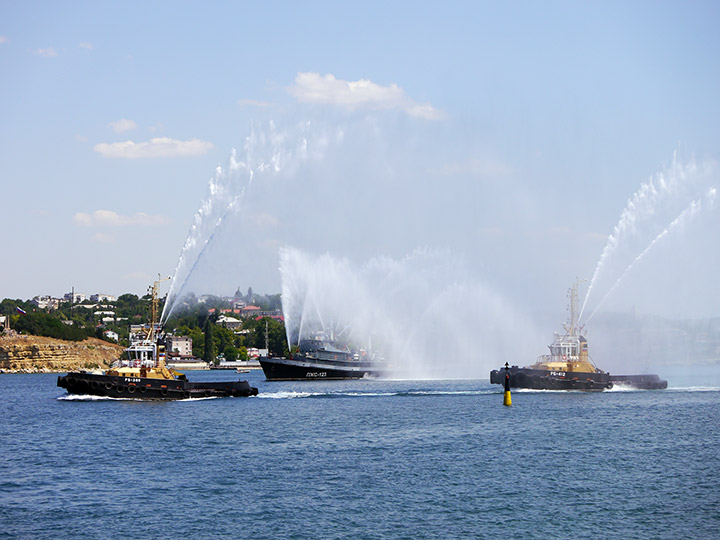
[0,335,124,373]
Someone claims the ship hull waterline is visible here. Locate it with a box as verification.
[490,366,667,391]
[259,356,385,381]
[57,372,258,399]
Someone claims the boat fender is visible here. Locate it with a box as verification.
[116,385,125,393]
[139,386,147,393]
[91,381,100,390]
[160,388,168,397]
[104,382,113,390]
[127,386,135,394]
[183,391,190,399]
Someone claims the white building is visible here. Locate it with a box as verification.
[91,293,117,303]
[64,292,86,303]
[31,296,62,310]
[104,330,119,342]
[166,335,193,357]
[217,315,242,330]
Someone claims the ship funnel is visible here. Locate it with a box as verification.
[579,335,589,364]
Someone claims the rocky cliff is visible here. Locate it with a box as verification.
[0,335,124,373]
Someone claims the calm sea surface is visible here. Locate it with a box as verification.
[1,370,718,540]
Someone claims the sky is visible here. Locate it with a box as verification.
[2,0,720,327]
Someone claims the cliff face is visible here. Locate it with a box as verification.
[0,335,124,373]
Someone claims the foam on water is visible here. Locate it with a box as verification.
[256,388,497,399]
[57,393,219,402]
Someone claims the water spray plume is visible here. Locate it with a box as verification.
[279,246,542,378]
[161,122,325,325]
[579,154,716,324]
[585,188,716,324]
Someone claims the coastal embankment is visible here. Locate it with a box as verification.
[0,334,123,373]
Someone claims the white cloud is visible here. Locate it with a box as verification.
[237,98,273,108]
[92,232,116,243]
[35,47,58,58]
[249,212,280,229]
[93,137,214,158]
[73,210,169,227]
[108,118,137,133]
[79,42,94,50]
[428,157,514,178]
[287,72,444,120]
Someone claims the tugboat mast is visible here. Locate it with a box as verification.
[563,278,585,338]
[265,318,269,353]
[148,275,170,341]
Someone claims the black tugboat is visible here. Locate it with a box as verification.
[259,335,386,380]
[57,279,258,400]
[490,281,667,391]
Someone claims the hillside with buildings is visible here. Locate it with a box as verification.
[0,285,287,370]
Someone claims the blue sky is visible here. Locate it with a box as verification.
[2,0,719,320]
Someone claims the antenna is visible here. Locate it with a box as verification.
[265,318,269,353]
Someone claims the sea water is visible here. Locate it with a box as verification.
[1,371,718,540]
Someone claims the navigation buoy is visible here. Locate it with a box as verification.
[503,362,512,406]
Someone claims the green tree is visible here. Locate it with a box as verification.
[188,327,204,357]
[223,345,239,362]
[12,312,89,341]
[203,318,216,364]
[213,325,236,356]
[243,317,289,357]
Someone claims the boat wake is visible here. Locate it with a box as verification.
[57,393,219,402]
[257,389,497,400]
[58,393,126,401]
[665,386,720,393]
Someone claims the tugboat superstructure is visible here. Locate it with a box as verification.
[259,334,386,381]
[58,278,258,399]
[490,280,667,391]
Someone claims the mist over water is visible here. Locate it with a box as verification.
[159,113,720,377]
[280,246,543,378]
